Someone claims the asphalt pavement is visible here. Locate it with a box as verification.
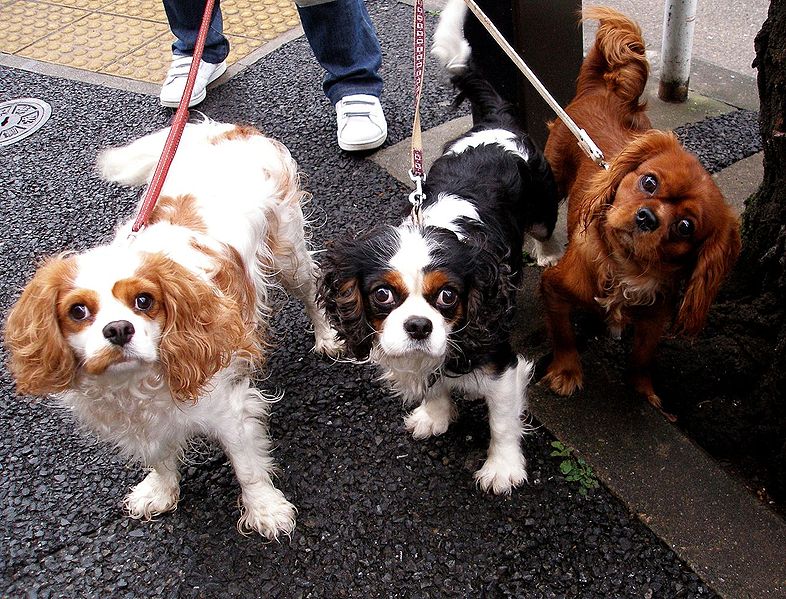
[0,1,769,597]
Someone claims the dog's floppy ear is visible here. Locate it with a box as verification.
[317,236,375,360]
[4,255,79,395]
[143,252,258,401]
[582,130,679,229]
[453,246,518,370]
[675,207,741,336]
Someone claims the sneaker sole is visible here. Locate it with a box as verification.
[338,132,388,152]
[159,61,228,108]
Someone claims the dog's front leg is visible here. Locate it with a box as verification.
[540,266,584,396]
[216,383,296,540]
[630,309,675,421]
[124,454,181,520]
[404,382,456,439]
[475,356,532,494]
[531,232,566,268]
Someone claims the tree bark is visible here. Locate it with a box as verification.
[740,0,786,497]
[745,1,786,294]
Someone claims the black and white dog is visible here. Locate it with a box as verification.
[318,12,561,493]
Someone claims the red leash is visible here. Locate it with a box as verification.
[131,0,217,233]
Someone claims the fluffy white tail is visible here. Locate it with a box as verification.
[431,0,471,73]
[96,119,234,186]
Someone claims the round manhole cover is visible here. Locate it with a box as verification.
[0,98,52,147]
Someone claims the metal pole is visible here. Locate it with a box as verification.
[658,0,697,103]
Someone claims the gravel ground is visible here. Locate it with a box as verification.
[675,109,762,173]
[0,2,756,597]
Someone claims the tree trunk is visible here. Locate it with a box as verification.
[670,1,786,508]
[739,0,786,498]
[745,1,786,293]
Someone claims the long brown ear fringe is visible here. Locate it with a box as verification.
[674,214,742,336]
[4,256,78,395]
[323,276,372,359]
[145,252,260,402]
[195,241,268,359]
[581,130,680,231]
[317,237,374,361]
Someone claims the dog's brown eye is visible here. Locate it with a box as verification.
[134,293,154,311]
[639,174,658,195]
[372,287,395,305]
[436,287,458,308]
[676,218,695,237]
[69,304,90,321]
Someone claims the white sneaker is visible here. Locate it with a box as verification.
[335,94,387,151]
[159,55,227,108]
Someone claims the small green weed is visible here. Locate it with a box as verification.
[550,440,600,496]
[521,250,537,266]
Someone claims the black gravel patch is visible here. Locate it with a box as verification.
[0,1,747,597]
[675,109,761,173]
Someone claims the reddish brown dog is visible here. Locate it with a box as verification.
[540,7,741,419]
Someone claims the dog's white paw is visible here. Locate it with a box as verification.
[474,450,528,495]
[405,400,455,440]
[313,327,344,358]
[237,486,296,541]
[124,470,180,519]
[532,236,565,267]
[535,251,562,268]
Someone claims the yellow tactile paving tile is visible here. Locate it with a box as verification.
[100,31,268,85]
[1,0,301,84]
[224,0,300,40]
[17,12,169,71]
[225,32,268,62]
[43,0,115,11]
[0,0,89,54]
[101,0,168,24]
[100,31,172,83]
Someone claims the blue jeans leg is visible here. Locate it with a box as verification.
[162,0,230,64]
[296,0,384,105]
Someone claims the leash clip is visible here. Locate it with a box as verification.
[577,128,610,170]
[408,169,426,226]
[461,0,610,172]
[408,169,426,208]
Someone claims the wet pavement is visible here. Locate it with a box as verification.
[1,1,778,597]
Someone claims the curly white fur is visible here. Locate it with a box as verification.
[431,0,471,73]
[9,120,343,539]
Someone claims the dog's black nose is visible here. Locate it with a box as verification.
[635,207,659,232]
[404,316,433,340]
[103,320,135,346]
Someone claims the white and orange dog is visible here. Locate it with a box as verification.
[4,120,342,539]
